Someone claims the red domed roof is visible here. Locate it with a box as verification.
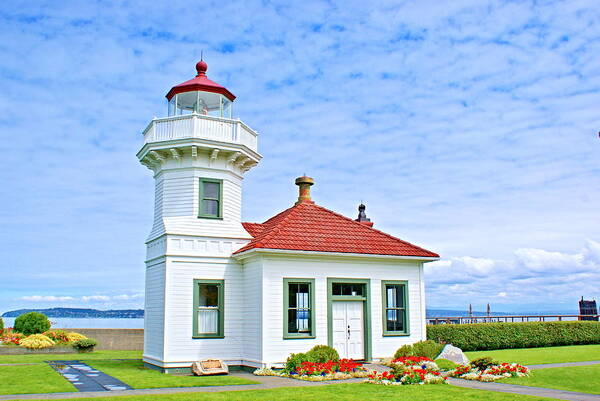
[165,60,236,101]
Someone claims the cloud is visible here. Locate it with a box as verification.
[426,239,600,312]
[0,0,599,313]
[19,295,75,302]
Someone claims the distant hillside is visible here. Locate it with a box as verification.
[1,308,144,318]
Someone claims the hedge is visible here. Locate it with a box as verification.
[427,321,600,351]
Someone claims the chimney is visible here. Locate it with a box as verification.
[355,203,374,227]
[295,176,315,205]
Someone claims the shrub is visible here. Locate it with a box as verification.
[393,340,444,360]
[470,357,498,371]
[393,344,414,359]
[66,332,87,342]
[427,321,600,351]
[1,329,24,346]
[72,338,97,352]
[306,345,339,363]
[285,352,308,373]
[412,340,444,359]
[435,358,458,371]
[14,312,51,336]
[44,330,70,344]
[0,317,3,334]
[20,334,55,349]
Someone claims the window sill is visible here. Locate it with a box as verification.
[197,215,223,220]
[283,335,316,340]
[192,335,225,339]
[382,332,410,337]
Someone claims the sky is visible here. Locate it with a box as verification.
[0,0,599,315]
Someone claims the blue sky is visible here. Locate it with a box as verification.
[0,0,598,314]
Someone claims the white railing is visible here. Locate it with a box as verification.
[142,114,258,153]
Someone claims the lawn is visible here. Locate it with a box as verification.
[10,383,552,401]
[466,344,600,365]
[0,350,142,364]
[500,364,600,395]
[0,364,76,395]
[85,360,258,388]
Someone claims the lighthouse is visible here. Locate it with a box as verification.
[138,60,261,372]
[137,59,438,373]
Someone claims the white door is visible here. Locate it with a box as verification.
[332,301,364,359]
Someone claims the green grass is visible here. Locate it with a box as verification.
[10,383,551,401]
[500,364,600,395]
[0,350,141,364]
[86,360,257,388]
[0,364,76,395]
[466,344,600,365]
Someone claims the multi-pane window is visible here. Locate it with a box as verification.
[193,280,224,338]
[199,178,222,218]
[382,281,408,335]
[283,279,315,338]
[332,283,365,296]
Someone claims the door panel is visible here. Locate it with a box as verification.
[331,301,364,359]
[346,302,364,359]
[332,302,347,358]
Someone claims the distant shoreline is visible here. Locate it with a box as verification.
[1,307,144,319]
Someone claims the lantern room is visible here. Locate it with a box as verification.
[165,60,236,118]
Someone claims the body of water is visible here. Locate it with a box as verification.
[1,317,144,329]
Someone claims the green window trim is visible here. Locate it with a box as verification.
[283,278,316,339]
[381,280,410,336]
[198,178,223,219]
[192,279,224,338]
[326,278,372,362]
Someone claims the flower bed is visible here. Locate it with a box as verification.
[0,328,96,353]
[448,362,530,382]
[254,359,369,381]
[366,356,447,386]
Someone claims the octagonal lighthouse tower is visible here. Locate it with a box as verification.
[137,60,261,372]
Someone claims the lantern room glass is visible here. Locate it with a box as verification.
[168,91,232,119]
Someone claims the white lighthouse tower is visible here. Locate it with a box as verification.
[138,60,261,372]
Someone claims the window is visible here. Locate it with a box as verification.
[382,281,409,335]
[199,178,222,219]
[283,278,315,339]
[193,279,224,338]
[332,283,365,296]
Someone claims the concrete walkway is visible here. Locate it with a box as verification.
[0,360,599,400]
[448,378,600,401]
[528,360,600,370]
[0,372,364,400]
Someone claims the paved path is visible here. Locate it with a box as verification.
[47,361,132,392]
[0,372,363,400]
[448,378,600,401]
[528,361,600,370]
[1,360,599,400]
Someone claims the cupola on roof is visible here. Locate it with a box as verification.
[165,59,236,102]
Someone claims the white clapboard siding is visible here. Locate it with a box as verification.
[260,255,425,366]
[162,256,245,364]
[241,257,263,364]
[143,261,166,362]
[147,168,251,241]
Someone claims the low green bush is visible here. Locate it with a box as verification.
[72,338,97,352]
[284,352,307,373]
[306,345,339,363]
[393,340,444,359]
[427,321,600,351]
[393,344,413,358]
[435,358,458,371]
[470,357,498,371]
[412,340,444,359]
[0,317,3,334]
[14,312,51,336]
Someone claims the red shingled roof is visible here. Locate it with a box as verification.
[237,201,439,258]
